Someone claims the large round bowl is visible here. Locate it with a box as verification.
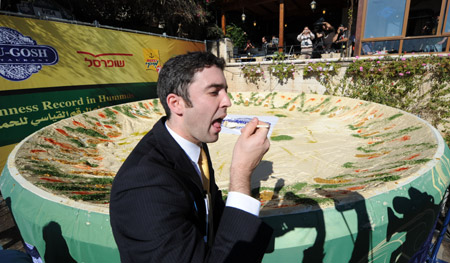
[1,92,449,262]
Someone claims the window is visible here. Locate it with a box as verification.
[361,40,400,55]
[403,37,448,52]
[364,0,407,38]
[360,0,450,55]
[406,0,443,36]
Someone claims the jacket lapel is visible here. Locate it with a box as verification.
[152,117,205,195]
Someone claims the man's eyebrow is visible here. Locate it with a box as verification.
[208,83,227,89]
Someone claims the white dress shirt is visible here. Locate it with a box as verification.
[165,123,261,217]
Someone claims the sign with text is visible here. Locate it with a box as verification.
[0,15,204,150]
[0,83,157,146]
[0,15,205,90]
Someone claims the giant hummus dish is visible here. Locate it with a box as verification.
[14,92,440,214]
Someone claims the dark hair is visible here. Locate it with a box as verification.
[157,52,225,118]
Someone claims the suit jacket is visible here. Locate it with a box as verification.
[110,117,273,263]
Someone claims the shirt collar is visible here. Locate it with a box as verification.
[165,121,201,163]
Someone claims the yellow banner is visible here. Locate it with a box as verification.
[0,15,205,91]
[0,144,16,170]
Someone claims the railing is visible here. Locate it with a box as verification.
[228,43,351,63]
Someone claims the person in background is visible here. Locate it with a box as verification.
[270,35,279,47]
[110,52,273,263]
[361,35,375,55]
[244,39,255,52]
[361,42,375,55]
[316,21,335,53]
[425,37,447,52]
[333,24,349,55]
[312,21,325,56]
[261,36,269,54]
[435,37,447,52]
[297,26,315,59]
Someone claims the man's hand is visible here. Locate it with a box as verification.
[229,117,270,195]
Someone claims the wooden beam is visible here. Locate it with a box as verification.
[446,37,450,53]
[437,0,447,36]
[279,0,284,53]
[221,11,226,35]
[354,0,366,56]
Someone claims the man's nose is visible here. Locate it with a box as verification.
[221,92,232,108]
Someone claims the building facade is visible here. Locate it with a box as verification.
[356,0,450,55]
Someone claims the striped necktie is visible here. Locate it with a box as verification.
[199,147,210,193]
[198,146,213,246]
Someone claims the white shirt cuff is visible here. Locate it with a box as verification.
[225,191,261,217]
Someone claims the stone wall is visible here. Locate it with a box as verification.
[224,58,353,94]
[207,38,233,63]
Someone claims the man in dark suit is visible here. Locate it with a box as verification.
[110,52,273,262]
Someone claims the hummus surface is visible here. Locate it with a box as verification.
[14,92,438,212]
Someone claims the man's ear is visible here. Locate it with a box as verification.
[167,93,185,116]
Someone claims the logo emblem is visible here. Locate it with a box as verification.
[143,48,161,73]
[0,27,59,81]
